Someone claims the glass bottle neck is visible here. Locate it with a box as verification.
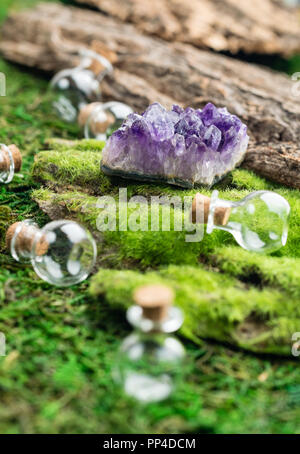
[126,305,184,334]
[207,190,236,234]
[78,49,113,80]
[10,220,42,262]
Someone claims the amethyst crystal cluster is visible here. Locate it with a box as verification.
[101,103,249,188]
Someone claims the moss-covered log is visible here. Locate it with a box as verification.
[75,0,300,56]
[1,3,300,188]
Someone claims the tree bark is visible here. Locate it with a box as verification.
[1,3,300,188]
[75,0,300,56]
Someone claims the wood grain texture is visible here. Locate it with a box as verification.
[75,0,300,56]
[1,3,300,188]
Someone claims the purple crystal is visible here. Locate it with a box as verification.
[101,102,249,188]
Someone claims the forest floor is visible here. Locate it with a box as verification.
[0,0,299,434]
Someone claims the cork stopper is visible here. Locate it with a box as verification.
[0,144,22,173]
[191,193,231,226]
[6,222,49,257]
[88,41,117,76]
[78,103,115,134]
[78,102,101,127]
[9,145,22,172]
[133,284,174,322]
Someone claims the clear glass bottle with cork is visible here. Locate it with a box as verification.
[114,284,185,403]
[0,144,22,184]
[78,101,133,141]
[191,190,290,253]
[50,48,114,123]
[6,219,97,286]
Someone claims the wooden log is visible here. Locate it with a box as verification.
[75,0,300,56]
[1,3,300,188]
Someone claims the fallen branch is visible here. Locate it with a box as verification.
[1,3,300,187]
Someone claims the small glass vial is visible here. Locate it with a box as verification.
[0,144,22,184]
[114,284,185,403]
[6,219,97,286]
[192,190,290,253]
[78,101,133,141]
[50,49,113,123]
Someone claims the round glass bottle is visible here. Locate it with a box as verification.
[78,101,133,141]
[50,49,113,123]
[114,284,185,403]
[6,219,97,286]
[192,190,290,253]
[0,144,22,184]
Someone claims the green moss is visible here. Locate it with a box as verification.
[209,247,300,298]
[0,206,15,252]
[89,265,299,355]
[32,148,111,194]
[31,188,203,268]
[31,187,300,355]
[229,168,279,191]
[45,138,106,152]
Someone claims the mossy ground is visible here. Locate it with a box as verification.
[0,0,300,434]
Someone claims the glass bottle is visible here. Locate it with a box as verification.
[6,219,97,286]
[192,190,290,252]
[0,144,22,184]
[78,101,133,141]
[50,49,113,123]
[114,284,185,403]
